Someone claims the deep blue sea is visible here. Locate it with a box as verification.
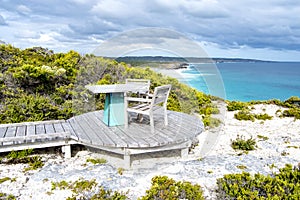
[180,62,300,102]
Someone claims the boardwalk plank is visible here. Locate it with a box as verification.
[53,123,65,133]
[35,124,46,134]
[0,127,7,138]
[3,126,16,145]
[45,124,55,134]
[26,125,36,136]
[16,126,26,137]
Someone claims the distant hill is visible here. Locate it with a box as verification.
[113,56,269,64]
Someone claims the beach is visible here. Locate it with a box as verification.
[1,101,299,199]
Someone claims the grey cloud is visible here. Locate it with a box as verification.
[1,0,300,57]
[68,17,120,35]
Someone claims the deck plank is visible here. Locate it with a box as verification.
[76,113,105,146]
[87,112,124,147]
[61,122,78,139]
[67,117,92,144]
[92,111,136,148]
[93,111,139,147]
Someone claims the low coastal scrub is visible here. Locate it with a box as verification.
[281,107,300,119]
[0,149,44,171]
[216,164,300,199]
[231,135,256,151]
[0,193,16,200]
[139,176,204,200]
[227,101,248,111]
[254,113,273,120]
[227,97,300,121]
[86,158,107,165]
[51,178,128,200]
[202,115,221,128]
[234,110,255,121]
[0,177,16,184]
[234,110,273,121]
[257,134,269,141]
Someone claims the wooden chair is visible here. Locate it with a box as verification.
[125,79,151,98]
[124,84,172,133]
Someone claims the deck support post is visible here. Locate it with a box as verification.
[181,147,189,158]
[62,144,71,158]
[124,149,131,168]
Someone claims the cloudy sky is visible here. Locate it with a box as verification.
[1,0,300,61]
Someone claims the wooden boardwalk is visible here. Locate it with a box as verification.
[0,110,204,167]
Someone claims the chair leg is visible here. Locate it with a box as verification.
[164,108,168,126]
[150,112,154,133]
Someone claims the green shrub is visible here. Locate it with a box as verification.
[234,110,255,121]
[0,177,11,184]
[284,96,300,107]
[202,115,221,128]
[281,107,300,119]
[52,178,128,200]
[231,135,256,151]
[254,113,273,120]
[257,135,269,141]
[86,158,107,165]
[200,104,220,115]
[227,101,248,111]
[24,156,44,171]
[0,193,16,200]
[139,176,204,200]
[90,187,128,200]
[216,164,300,199]
[1,149,44,171]
[6,149,33,159]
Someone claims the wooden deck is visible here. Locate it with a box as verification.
[0,110,203,168]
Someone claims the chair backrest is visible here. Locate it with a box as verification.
[151,85,172,107]
[125,79,150,94]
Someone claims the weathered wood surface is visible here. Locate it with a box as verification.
[67,110,203,148]
[0,110,204,159]
[0,121,71,148]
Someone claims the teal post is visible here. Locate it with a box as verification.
[103,93,125,126]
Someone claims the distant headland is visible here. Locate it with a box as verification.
[113,56,271,64]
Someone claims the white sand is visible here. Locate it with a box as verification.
[1,103,299,199]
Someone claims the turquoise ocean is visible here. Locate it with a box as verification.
[180,62,300,102]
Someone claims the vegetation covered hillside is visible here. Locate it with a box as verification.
[0,44,218,125]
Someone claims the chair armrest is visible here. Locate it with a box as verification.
[125,97,152,103]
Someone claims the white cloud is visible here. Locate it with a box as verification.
[16,5,31,14]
